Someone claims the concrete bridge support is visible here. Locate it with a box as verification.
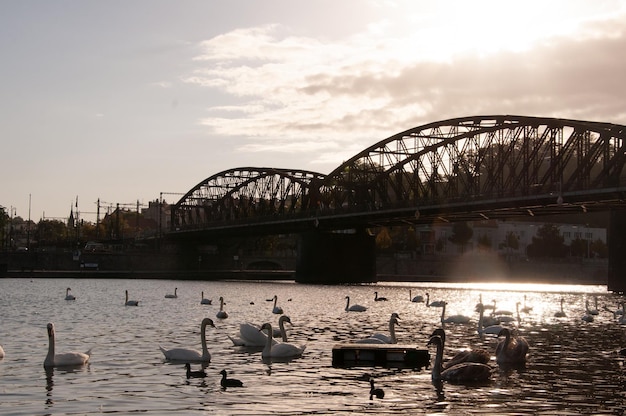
[295,230,376,284]
[608,210,626,293]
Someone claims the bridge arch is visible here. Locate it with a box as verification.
[172,167,326,230]
[317,115,626,221]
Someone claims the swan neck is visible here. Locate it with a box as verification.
[200,321,209,357]
[45,328,55,366]
[345,297,350,311]
[389,320,396,343]
[264,324,273,354]
[440,304,446,323]
[432,342,443,380]
[279,319,287,342]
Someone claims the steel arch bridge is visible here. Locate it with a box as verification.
[171,115,626,235]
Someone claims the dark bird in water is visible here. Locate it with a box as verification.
[220,369,243,388]
[495,327,529,366]
[374,291,388,301]
[185,363,207,379]
[431,328,490,368]
[427,335,492,383]
[369,378,384,400]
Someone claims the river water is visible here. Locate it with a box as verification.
[0,277,624,415]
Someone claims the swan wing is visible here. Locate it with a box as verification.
[445,349,490,369]
[268,342,305,358]
[441,362,492,383]
[52,351,91,366]
[159,346,207,362]
[369,333,392,343]
[239,323,277,346]
[354,337,386,344]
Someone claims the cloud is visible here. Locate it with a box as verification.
[184,9,626,170]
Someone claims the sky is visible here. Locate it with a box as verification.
[2,0,626,223]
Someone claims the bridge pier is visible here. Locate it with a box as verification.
[295,230,376,284]
[608,210,626,293]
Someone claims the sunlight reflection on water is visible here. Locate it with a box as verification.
[0,278,624,415]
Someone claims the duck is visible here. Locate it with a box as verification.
[220,369,243,388]
[345,296,367,312]
[427,335,492,383]
[495,327,529,366]
[125,290,139,306]
[554,297,566,318]
[374,291,388,301]
[165,288,178,299]
[271,295,283,314]
[259,323,305,359]
[430,328,490,369]
[200,291,212,305]
[159,318,215,362]
[216,297,228,319]
[426,292,446,308]
[185,363,207,379]
[369,378,384,400]
[441,302,471,324]
[228,315,291,347]
[410,290,424,302]
[356,313,400,344]
[43,322,92,368]
[64,287,76,300]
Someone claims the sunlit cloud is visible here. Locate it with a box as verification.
[184,1,626,170]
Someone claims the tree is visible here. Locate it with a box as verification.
[569,238,588,258]
[590,238,608,258]
[477,234,491,249]
[448,221,473,253]
[375,227,393,250]
[526,223,567,258]
[0,206,8,249]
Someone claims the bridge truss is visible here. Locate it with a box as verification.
[171,116,626,235]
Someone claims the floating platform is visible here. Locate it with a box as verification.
[332,343,430,369]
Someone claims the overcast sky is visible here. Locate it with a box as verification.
[2,0,626,223]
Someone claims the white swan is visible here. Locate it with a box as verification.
[228,315,292,347]
[165,288,178,298]
[200,291,212,305]
[125,290,139,306]
[259,323,305,359]
[441,302,471,324]
[0,344,4,359]
[64,287,76,300]
[477,303,506,335]
[159,318,215,362]
[519,295,533,314]
[554,297,566,318]
[426,292,445,308]
[585,298,599,316]
[427,335,491,383]
[345,296,367,312]
[216,297,228,319]
[495,327,529,366]
[356,313,400,344]
[43,323,91,368]
[410,290,424,303]
[272,295,283,314]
